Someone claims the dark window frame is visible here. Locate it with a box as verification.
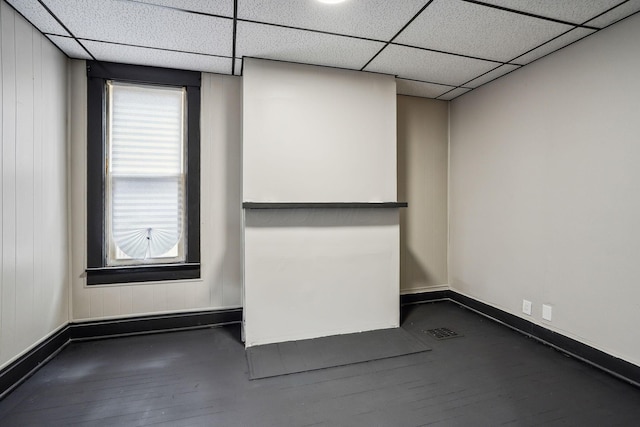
[86,61,201,285]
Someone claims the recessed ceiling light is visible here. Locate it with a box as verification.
[317,0,348,4]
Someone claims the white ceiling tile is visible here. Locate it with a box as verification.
[365,44,498,87]
[584,0,640,28]
[83,40,232,74]
[395,0,573,62]
[464,64,520,88]
[477,0,622,25]
[46,35,92,59]
[512,28,595,65]
[236,21,385,70]
[237,0,429,41]
[438,87,471,101]
[396,79,455,99]
[43,0,233,57]
[6,0,69,35]
[133,0,234,17]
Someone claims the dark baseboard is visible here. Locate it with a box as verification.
[70,308,242,340]
[400,290,449,305]
[0,307,242,399]
[4,292,639,399]
[403,290,640,388]
[0,325,71,400]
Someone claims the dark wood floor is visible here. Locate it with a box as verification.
[1,301,639,426]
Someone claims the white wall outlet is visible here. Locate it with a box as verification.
[522,299,532,315]
[542,304,552,321]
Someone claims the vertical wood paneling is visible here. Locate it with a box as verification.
[192,282,211,309]
[0,2,68,369]
[397,96,449,293]
[130,286,154,314]
[201,73,243,308]
[32,27,44,338]
[165,282,186,311]
[1,3,18,365]
[0,1,4,358]
[119,286,133,315]
[89,288,104,318]
[200,73,243,309]
[218,77,242,307]
[42,38,68,329]
[15,16,35,351]
[101,287,120,317]
[49,39,69,324]
[200,74,223,308]
[68,60,90,321]
[153,286,168,312]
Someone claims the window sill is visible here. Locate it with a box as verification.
[86,263,200,285]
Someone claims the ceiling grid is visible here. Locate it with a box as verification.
[6,0,640,100]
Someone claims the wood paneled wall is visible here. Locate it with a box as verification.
[0,2,69,369]
[69,65,243,320]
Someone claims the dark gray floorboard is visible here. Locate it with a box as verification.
[247,327,431,379]
[1,302,640,426]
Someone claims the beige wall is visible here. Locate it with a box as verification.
[0,2,69,369]
[450,13,640,366]
[69,63,243,321]
[397,96,449,293]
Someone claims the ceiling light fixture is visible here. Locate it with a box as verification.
[317,0,348,4]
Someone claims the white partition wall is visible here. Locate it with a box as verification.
[243,58,396,203]
[243,59,400,347]
[244,209,399,346]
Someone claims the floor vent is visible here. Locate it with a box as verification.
[425,327,462,340]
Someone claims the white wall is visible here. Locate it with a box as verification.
[450,13,640,366]
[69,64,242,320]
[397,96,448,293]
[0,2,69,369]
[243,58,397,202]
[242,59,400,346]
[244,208,400,346]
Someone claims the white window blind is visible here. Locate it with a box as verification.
[106,81,186,264]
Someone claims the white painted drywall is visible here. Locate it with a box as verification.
[244,209,400,346]
[450,13,640,366]
[0,2,69,369]
[243,58,397,202]
[69,65,243,320]
[242,59,400,346]
[397,96,449,293]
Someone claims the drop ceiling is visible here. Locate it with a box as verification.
[6,0,640,100]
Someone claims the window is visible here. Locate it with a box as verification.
[107,82,186,265]
[86,62,200,285]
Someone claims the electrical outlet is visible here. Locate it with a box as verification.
[522,299,532,315]
[542,304,552,321]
